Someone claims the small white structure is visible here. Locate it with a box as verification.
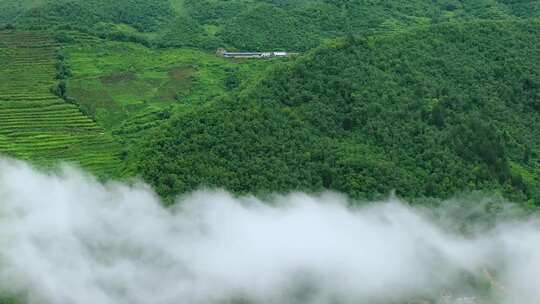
[216,48,295,59]
[438,295,478,304]
[454,297,478,304]
[273,51,288,57]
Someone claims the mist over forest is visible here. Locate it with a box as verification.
[1,159,540,304]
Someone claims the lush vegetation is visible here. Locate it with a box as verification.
[1,1,540,202]
[2,0,540,51]
[0,0,174,31]
[0,30,122,176]
[2,2,540,302]
[136,21,540,205]
[58,32,274,175]
[63,33,272,127]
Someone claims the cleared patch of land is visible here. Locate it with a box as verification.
[63,35,275,156]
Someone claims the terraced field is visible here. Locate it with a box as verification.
[0,30,123,176]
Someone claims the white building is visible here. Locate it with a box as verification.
[216,49,295,59]
[273,51,288,57]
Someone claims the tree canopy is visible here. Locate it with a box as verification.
[135,21,540,204]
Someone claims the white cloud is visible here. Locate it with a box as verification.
[0,158,538,304]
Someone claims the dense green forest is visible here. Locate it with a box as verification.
[1,0,540,205]
[136,20,540,205]
[2,0,540,50]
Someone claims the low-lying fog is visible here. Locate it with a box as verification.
[0,158,539,304]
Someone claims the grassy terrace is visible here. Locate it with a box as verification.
[60,34,277,176]
[0,31,122,176]
[64,36,274,128]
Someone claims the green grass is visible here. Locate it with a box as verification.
[0,30,123,176]
[0,29,278,178]
[62,34,278,153]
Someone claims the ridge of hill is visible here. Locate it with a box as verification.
[2,0,540,52]
[1,3,540,204]
[0,30,123,176]
[135,20,540,204]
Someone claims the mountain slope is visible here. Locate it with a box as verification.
[0,30,123,176]
[3,0,540,51]
[0,0,174,31]
[136,20,540,204]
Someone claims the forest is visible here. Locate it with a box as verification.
[0,0,539,205]
[136,20,540,205]
[2,0,540,50]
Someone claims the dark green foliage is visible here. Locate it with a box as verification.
[3,0,540,51]
[136,21,540,204]
[51,51,71,100]
[2,0,540,207]
[225,68,241,90]
[50,80,67,98]
[184,0,248,24]
[137,98,321,199]
[53,31,75,43]
[216,3,331,51]
[55,53,72,80]
[18,0,174,32]
[0,297,21,304]
[156,16,221,49]
[190,0,540,51]
[450,118,510,183]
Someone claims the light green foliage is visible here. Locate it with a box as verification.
[64,34,273,124]
[60,32,274,176]
[0,30,122,176]
[170,0,186,15]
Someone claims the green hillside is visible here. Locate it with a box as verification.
[0,30,122,176]
[3,2,540,304]
[1,2,540,203]
[136,20,540,204]
[3,0,540,51]
[1,1,540,201]
[55,33,274,177]
[0,0,174,31]
[63,35,272,127]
